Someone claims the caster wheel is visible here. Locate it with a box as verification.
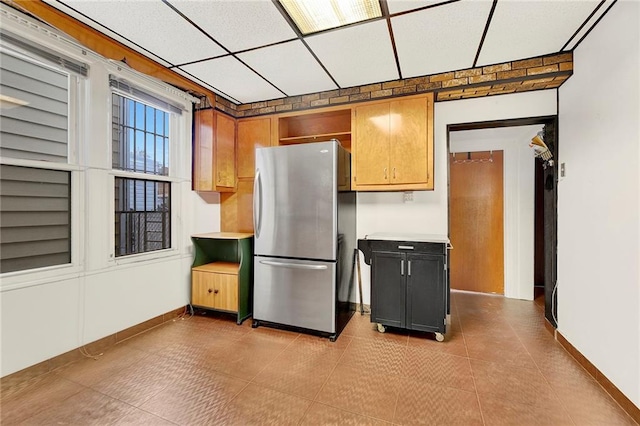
[329,335,337,342]
[435,332,445,342]
[251,320,259,329]
[376,323,386,333]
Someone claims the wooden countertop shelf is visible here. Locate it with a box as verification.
[192,261,240,275]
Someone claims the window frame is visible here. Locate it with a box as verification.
[108,89,181,264]
[0,45,84,283]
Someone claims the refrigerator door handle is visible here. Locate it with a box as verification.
[259,260,328,270]
[253,169,262,237]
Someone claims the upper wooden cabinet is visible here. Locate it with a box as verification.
[352,93,434,191]
[237,117,272,179]
[194,109,236,192]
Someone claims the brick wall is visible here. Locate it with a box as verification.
[197,52,572,116]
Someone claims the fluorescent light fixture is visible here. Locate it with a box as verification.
[279,0,382,35]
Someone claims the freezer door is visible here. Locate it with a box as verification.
[254,142,337,260]
[254,256,336,333]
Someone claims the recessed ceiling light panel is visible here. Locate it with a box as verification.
[279,0,382,35]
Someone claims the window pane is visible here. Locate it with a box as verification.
[155,110,164,136]
[135,102,144,130]
[0,165,71,273]
[112,94,169,176]
[114,177,170,257]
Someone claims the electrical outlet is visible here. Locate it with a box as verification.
[403,191,414,203]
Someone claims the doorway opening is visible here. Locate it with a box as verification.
[447,116,558,328]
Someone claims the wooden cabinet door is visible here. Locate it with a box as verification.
[354,102,390,185]
[191,270,216,308]
[193,109,214,191]
[237,118,271,179]
[390,97,428,185]
[212,273,238,312]
[214,111,236,189]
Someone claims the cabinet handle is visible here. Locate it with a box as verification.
[398,245,414,250]
[208,288,213,293]
[384,167,387,179]
[408,260,411,276]
[214,289,219,294]
[401,259,404,276]
[393,167,396,179]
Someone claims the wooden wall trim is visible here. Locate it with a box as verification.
[556,331,640,424]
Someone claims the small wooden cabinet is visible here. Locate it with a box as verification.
[191,232,253,324]
[352,93,434,191]
[192,262,239,312]
[193,109,236,192]
[358,234,449,341]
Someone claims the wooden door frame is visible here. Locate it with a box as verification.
[446,115,559,328]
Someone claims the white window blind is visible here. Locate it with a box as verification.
[0,50,69,162]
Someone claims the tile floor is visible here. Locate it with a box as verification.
[2,291,637,425]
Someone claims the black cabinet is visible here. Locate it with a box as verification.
[359,236,449,341]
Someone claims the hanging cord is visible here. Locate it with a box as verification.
[551,281,558,325]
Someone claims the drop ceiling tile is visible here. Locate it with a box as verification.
[171,67,241,104]
[392,1,493,77]
[387,0,453,15]
[48,0,226,65]
[180,56,283,104]
[167,0,296,52]
[305,20,398,88]
[477,0,601,65]
[563,0,614,51]
[237,41,337,97]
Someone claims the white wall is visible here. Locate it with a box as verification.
[558,0,639,407]
[356,90,557,305]
[450,125,541,300]
[0,9,220,377]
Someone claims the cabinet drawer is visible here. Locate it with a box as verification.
[366,240,446,255]
[192,270,238,312]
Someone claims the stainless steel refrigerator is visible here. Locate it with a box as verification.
[252,140,356,341]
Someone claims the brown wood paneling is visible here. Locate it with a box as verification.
[220,178,253,233]
[237,118,271,179]
[236,178,254,233]
[449,151,504,294]
[220,192,238,232]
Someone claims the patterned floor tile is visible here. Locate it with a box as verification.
[212,383,312,425]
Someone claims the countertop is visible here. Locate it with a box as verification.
[191,232,253,240]
[364,232,450,244]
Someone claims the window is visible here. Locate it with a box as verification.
[111,92,172,257]
[114,177,170,257]
[0,49,73,273]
